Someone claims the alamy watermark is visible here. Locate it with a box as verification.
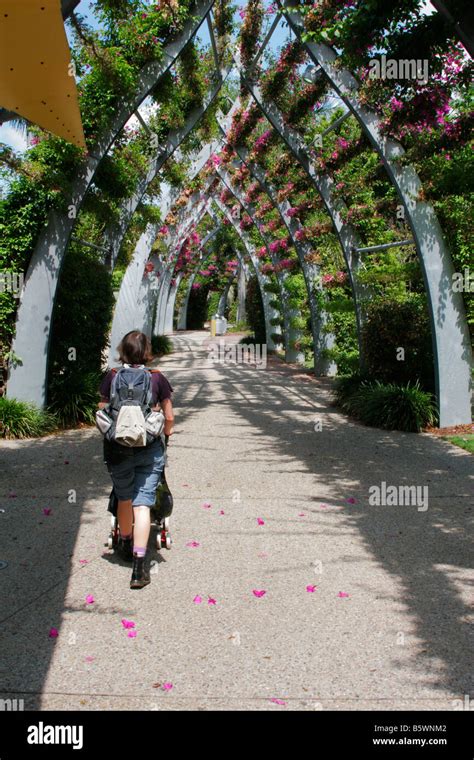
[368,55,429,85]
[208,339,267,369]
[369,481,428,512]
[0,271,24,299]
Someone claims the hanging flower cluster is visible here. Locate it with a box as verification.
[322,272,348,288]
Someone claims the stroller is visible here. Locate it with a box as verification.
[106,435,173,552]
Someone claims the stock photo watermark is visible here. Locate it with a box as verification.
[208,339,267,369]
[368,55,429,85]
[0,271,24,299]
[368,482,429,512]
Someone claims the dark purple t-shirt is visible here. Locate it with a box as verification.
[99,365,173,406]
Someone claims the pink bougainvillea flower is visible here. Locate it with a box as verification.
[79,559,89,565]
[306,585,317,593]
[162,682,173,691]
[181,484,189,487]
[320,503,329,509]
[258,552,268,558]
[270,698,286,706]
[298,512,306,517]
[219,510,225,515]
[42,508,52,516]
[338,592,350,598]
[128,630,137,638]
[84,656,95,663]
[193,595,203,604]
[257,518,265,525]
[252,589,267,598]
[121,619,136,629]
[207,597,217,605]
[48,627,59,638]
[202,502,212,509]
[186,541,200,548]
[346,497,357,504]
[85,595,95,604]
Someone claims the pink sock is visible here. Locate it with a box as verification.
[133,546,146,557]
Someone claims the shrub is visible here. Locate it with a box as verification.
[0,397,57,439]
[151,334,173,357]
[334,376,437,432]
[361,297,434,391]
[48,370,103,427]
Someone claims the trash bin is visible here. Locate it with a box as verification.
[215,315,227,335]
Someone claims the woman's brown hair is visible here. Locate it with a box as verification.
[117,331,153,365]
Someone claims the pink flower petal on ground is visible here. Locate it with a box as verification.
[338,591,350,598]
[85,656,95,663]
[64,460,69,465]
[202,502,212,509]
[121,619,136,629]
[320,503,329,509]
[257,518,265,525]
[252,589,267,598]
[258,552,268,558]
[306,585,317,593]
[127,630,137,638]
[9,492,17,498]
[298,513,306,517]
[79,559,89,565]
[182,484,189,487]
[270,698,286,706]
[219,510,225,515]
[48,627,59,638]
[186,541,200,548]
[346,497,357,504]
[85,595,95,604]
[42,508,52,515]
[193,595,203,604]
[207,597,217,605]
[162,682,173,691]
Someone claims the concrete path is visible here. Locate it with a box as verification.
[0,330,472,711]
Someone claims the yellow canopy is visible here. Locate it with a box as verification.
[0,0,86,149]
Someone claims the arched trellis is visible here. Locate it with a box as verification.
[7,0,215,407]
[176,235,220,330]
[217,112,336,375]
[215,164,305,363]
[276,0,472,425]
[211,198,281,351]
[7,2,470,427]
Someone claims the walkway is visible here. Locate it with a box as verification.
[0,331,472,710]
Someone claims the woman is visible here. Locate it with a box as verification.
[98,331,174,589]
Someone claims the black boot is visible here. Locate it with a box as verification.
[117,536,133,562]
[130,553,150,589]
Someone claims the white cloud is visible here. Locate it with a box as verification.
[0,123,28,153]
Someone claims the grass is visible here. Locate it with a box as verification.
[442,434,474,454]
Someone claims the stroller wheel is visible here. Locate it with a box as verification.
[107,536,113,549]
[165,535,172,550]
[156,533,162,550]
[163,517,170,530]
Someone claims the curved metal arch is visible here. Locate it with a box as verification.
[105,63,233,270]
[279,0,472,425]
[215,122,336,374]
[7,0,215,407]
[211,197,281,351]
[236,67,369,360]
[215,163,305,363]
[176,241,220,330]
